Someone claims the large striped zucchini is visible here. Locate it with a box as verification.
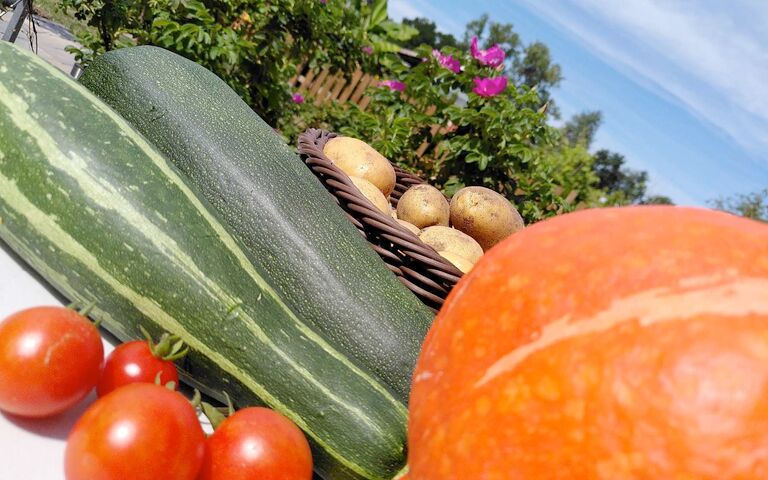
[0,42,405,480]
[79,46,434,402]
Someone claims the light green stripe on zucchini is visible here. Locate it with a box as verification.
[0,43,406,480]
[21,50,407,419]
[80,46,435,406]
[0,173,391,478]
[0,75,405,423]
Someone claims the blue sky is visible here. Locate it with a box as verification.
[388,0,768,206]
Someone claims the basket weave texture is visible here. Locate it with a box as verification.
[297,128,462,311]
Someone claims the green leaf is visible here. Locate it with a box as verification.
[369,34,403,53]
[379,21,418,41]
[368,0,388,29]
[201,401,228,430]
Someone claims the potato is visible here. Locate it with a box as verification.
[397,219,421,235]
[438,250,475,274]
[419,226,484,264]
[391,207,398,219]
[450,186,524,251]
[323,137,396,196]
[396,185,450,229]
[349,176,391,215]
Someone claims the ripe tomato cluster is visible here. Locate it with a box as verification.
[0,305,312,480]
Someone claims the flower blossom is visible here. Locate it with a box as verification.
[378,80,406,92]
[470,37,505,68]
[432,49,461,73]
[472,76,507,97]
[362,45,374,55]
[292,93,305,104]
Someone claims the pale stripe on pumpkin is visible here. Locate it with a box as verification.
[476,275,768,387]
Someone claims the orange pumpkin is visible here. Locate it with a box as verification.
[408,207,768,479]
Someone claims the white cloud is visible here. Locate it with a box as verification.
[387,0,425,21]
[592,129,701,205]
[518,0,768,160]
[387,0,466,36]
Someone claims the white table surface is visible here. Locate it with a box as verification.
[0,242,117,480]
[0,242,214,480]
[0,238,114,480]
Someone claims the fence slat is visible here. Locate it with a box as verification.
[338,69,363,103]
[349,74,370,104]
[308,69,330,98]
[350,74,376,104]
[315,71,341,106]
[564,190,579,204]
[290,63,451,162]
[297,68,316,94]
[328,73,347,101]
[288,61,307,86]
[415,124,441,157]
[359,94,372,111]
[415,140,431,157]
[317,73,342,106]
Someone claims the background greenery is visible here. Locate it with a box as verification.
[711,190,768,221]
[41,0,702,224]
[32,0,94,38]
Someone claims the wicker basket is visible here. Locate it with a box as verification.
[297,128,462,311]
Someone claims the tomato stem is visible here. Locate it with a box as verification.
[152,371,176,390]
[194,390,235,431]
[222,391,235,417]
[191,389,202,408]
[139,325,153,344]
[66,300,101,327]
[200,401,227,430]
[139,325,189,361]
[79,301,96,317]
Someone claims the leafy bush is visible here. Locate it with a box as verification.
[59,0,389,126]
[711,189,768,221]
[59,0,607,222]
[291,45,600,222]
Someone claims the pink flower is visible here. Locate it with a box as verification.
[379,80,406,92]
[292,93,304,104]
[472,76,508,97]
[470,37,505,68]
[362,45,374,55]
[432,49,461,73]
[319,0,327,3]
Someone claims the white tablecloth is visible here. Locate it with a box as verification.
[0,243,116,480]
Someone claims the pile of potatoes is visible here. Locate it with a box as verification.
[323,136,525,274]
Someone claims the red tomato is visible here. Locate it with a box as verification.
[198,407,313,480]
[0,306,103,417]
[65,383,205,480]
[96,340,179,397]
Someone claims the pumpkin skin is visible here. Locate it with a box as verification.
[408,207,768,480]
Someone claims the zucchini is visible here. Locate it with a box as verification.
[0,42,405,480]
[79,46,434,402]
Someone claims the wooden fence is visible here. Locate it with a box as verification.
[289,65,378,110]
[288,64,446,161]
[289,64,581,210]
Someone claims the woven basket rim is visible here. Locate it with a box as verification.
[297,128,463,309]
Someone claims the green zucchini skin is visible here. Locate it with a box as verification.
[79,46,434,402]
[0,43,405,480]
